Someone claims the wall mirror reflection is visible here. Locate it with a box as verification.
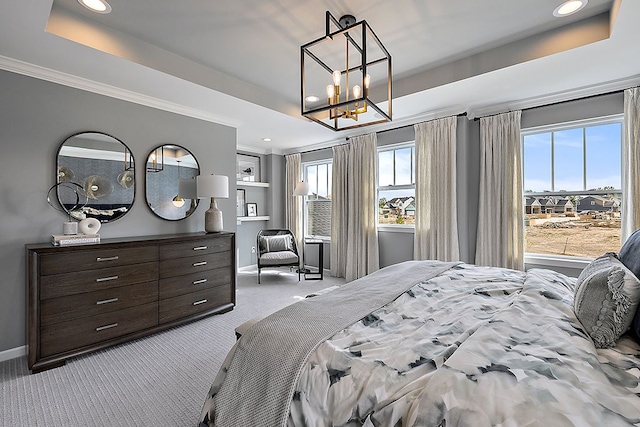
[145,144,200,220]
[57,131,135,223]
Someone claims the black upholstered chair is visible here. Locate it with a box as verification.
[257,229,300,284]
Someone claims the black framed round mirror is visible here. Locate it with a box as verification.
[56,132,135,223]
[145,144,200,220]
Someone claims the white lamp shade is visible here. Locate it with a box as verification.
[293,181,309,196]
[178,178,197,199]
[197,174,229,199]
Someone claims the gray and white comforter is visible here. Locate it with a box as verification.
[201,261,640,426]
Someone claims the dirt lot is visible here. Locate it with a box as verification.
[526,221,621,258]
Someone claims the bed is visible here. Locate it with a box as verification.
[199,257,640,427]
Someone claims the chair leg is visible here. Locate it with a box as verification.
[258,265,261,284]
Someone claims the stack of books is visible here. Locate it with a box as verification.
[51,234,101,246]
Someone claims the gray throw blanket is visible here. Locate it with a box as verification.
[210,260,459,426]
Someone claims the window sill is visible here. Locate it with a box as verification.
[378,225,415,233]
[524,253,592,270]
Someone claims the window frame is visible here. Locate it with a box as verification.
[521,114,623,264]
[377,141,416,230]
[302,159,333,241]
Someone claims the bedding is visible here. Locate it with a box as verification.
[200,261,640,427]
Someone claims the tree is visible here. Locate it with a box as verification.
[379,197,387,209]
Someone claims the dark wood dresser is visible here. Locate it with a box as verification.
[26,232,235,373]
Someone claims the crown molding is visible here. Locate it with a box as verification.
[468,75,640,119]
[0,55,241,128]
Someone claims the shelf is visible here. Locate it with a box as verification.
[237,216,270,224]
[237,181,270,188]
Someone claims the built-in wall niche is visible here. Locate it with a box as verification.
[56,131,135,223]
[145,144,200,221]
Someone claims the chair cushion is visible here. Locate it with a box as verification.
[574,253,640,348]
[260,250,298,265]
[259,235,293,253]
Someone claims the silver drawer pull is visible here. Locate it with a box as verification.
[192,261,207,267]
[193,299,208,306]
[193,279,208,285]
[96,275,119,282]
[96,256,119,262]
[96,323,118,332]
[193,246,208,251]
[96,298,119,305]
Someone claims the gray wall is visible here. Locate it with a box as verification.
[0,69,237,353]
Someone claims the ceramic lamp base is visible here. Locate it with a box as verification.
[204,197,223,232]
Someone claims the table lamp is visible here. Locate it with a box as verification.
[196,174,229,232]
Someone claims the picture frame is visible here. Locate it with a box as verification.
[237,154,260,182]
[236,189,245,217]
[246,203,257,217]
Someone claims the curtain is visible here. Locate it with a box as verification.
[414,116,459,261]
[622,87,640,241]
[284,153,303,250]
[475,111,524,270]
[331,134,380,281]
[330,145,349,278]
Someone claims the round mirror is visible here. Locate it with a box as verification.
[145,144,200,220]
[57,132,135,223]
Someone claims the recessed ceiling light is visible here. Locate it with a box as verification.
[78,0,112,14]
[262,138,272,142]
[553,0,588,17]
[305,95,320,103]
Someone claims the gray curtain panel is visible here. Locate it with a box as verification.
[285,153,303,258]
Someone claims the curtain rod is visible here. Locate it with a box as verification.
[299,112,468,154]
[472,89,624,121]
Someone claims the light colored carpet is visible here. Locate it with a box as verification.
[0,267,345,427]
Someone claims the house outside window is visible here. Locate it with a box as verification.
[303,161,332,239]
[378,143,415,226]
[522,115,623,258]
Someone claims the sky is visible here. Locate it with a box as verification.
[523,122,622,192]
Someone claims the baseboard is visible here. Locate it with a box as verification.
[0,345,26,363]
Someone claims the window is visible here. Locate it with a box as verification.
[303,161,332,239]
[522,116,623,258]
[378,143,415,225]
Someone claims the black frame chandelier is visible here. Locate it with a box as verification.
[301,11,392,131]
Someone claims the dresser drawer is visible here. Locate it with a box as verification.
[41,281,158,326]
[159,286,233,324]
[159,267,232,300]
[40,302,158,357]
[40,262,158,300]
[159,251,232,279]
[159,237,232,260]
[39,246,158,276]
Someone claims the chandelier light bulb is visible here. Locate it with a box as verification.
[332,70,341,86]
[353,85,362,99]
[364,74,371,89]
[326,84,335,99]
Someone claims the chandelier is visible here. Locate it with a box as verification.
[301,11,392,131]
